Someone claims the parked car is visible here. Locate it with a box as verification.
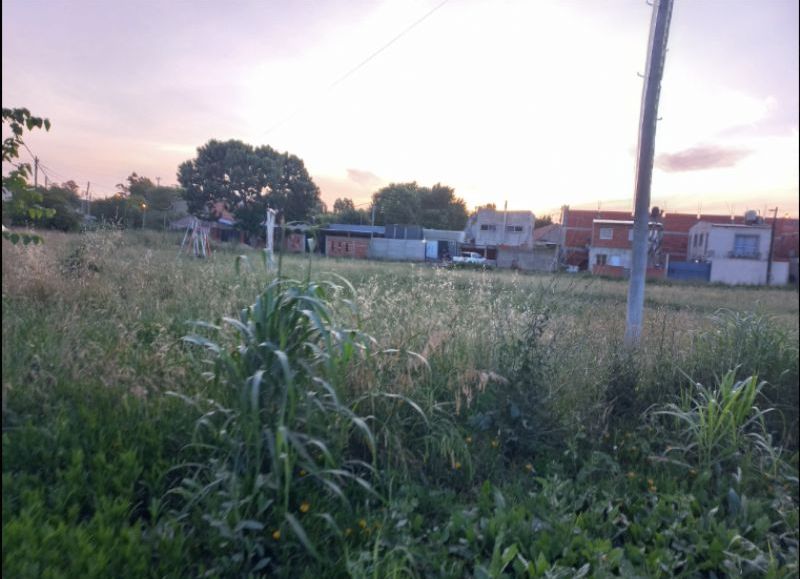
[452,251,489,266]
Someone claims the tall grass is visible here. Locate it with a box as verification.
[3,231,798,577]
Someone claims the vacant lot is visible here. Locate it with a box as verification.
[3,230,799,578]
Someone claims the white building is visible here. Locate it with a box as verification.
[688,220,788,285]
[463,208,535,249]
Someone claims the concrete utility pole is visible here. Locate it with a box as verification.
[625,0,674,347]
[34,157,39,188]
[85,182,91,218]
[766,207,778,285]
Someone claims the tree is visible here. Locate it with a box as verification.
[370,182,468,229]
[331,197,368,225]
[535,214,554,227]
[38,183,82,231]
[2,107,52,243]
[177,139,321,239]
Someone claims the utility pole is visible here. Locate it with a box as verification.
[34,157,39,188]
[766,207,778,285]
[44,174,49,188]
[156,177,161,187]
[625,0,674,347]
[85,182,91,218]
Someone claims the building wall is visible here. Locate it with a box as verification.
[368,238,426,261]
[326,235,369,259]
[286,233,305,253]
[496,246,558,272]
[589,246,632,270]
[591,265,666,279]
[560,207,800,267]
[464,209,535,248]
[770,261,790,286]
[704,226,771,260]
[709,259,768,285]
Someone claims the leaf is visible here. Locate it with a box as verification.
[285,513,320,560]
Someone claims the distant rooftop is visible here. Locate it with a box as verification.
[593,219,663,226]
[325,224,385,235]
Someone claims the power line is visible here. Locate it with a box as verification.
[263,0,451,136]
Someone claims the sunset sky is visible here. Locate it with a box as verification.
[3,0,798,219]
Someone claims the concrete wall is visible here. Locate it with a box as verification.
[497,246,558,272]
[589,246,632,270]
[769,261,789,286]
[368,238,426,261]
[703,225,770,260]
[464,209,535,248]
[709,258,767,285]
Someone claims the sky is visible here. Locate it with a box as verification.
[3,0,799,220]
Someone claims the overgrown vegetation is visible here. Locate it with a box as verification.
[3,231,798,577]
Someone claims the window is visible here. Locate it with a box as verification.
[506,225,524,232]
[595,254,607,266]
[628,229,634,242]
[599,228,613,240]
[480,224,497,231]
[733,234,759,258]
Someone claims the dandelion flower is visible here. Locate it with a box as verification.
[300,501,310,513]
[454,461,462,470]
[525,463,534,472]
[272,530,281,541]
[299,469,307,477]
[358,519,367,529]
[491,439,499,449]
[465,436,473,444]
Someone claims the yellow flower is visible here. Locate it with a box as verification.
[453,461,462,470]
[272,530,281,541]
[627,471,636,479]
[491,439,499,449]
[299,469,307,477]
[525,463,534,472]
[465,436,473,444]
[300,501,310,513]
[358,519,367,529]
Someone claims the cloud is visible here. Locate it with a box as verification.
[655,145,752,172]
[346,168,382,187]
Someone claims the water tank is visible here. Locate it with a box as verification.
[744,210,759,224]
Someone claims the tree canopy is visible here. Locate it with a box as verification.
[370,182,468,230]
[177,139,321,238]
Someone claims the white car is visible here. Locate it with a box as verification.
[452,251,489,265]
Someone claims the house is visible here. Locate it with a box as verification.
[321,224,384,259]
[462,208,535,262]
[495,223,562,272]
[588,219,666,279]
[560,205,800,275]
[688,217,789,285]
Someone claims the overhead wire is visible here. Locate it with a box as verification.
[263,0,451,137]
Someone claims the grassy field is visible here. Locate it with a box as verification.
[3,230,799,578]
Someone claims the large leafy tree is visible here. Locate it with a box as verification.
[177,139,321,238]
[370,182,468,230]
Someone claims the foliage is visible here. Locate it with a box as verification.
[331,198,370,225]
[371,182,468,230]
[178,139,321,238]
[2,107,52,245]
[2,233,798,577]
